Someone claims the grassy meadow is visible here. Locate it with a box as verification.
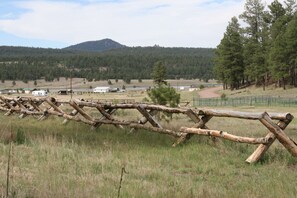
[1,90,297,197]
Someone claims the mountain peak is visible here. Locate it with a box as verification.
[64,39,126,52]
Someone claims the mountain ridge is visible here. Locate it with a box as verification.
[63,38,126,52]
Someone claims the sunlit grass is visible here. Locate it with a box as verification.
[0,105,297,197]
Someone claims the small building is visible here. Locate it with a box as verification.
[23,88,37,94]
[32,90,48,96]
[110,88,119,92]
[58,90,68,95]
[93,87,110,93]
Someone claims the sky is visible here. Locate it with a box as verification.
[0,0,277,49]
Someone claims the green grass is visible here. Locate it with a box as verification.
[1,106,297,197]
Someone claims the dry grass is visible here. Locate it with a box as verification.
[220,85,297,98]
[0,105,297,197]
[0,78,217,90]
[1,89,297,197]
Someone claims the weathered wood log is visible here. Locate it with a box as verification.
[194,109,291,121]
[96,106,124,129]
[14,98,29,118]
[91,108,117,129]
[69,100,95,122]
[180,127,272,144]
[0,96,292,121]
[259,112,297,157]
[130,110,158,133]
[29,100,43,112]
[172,115,212,147]
[137,105,162,128]
[43,108,181,137]
[138,110,158,124]
[185,109,200,123]
[246,115,293,163]
[45,97,64,114]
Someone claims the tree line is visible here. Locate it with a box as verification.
[0,46,214,83]
[215,0,297,90]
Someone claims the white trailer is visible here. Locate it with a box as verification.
[32,90,48,96]
[93,87,110,93]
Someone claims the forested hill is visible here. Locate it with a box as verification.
[0,46,78,58]
[0,45,215,82]
[63,39,126,52]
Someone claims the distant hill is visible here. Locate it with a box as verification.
[63,39,126,52]
[0,43,215,82]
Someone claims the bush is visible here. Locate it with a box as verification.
[221,93,227,100]
[148,85,180,107]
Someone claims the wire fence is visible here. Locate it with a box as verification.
[193,96,297,107]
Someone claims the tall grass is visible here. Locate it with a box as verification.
[0,106,297,197]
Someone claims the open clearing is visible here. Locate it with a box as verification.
[0,78,218,90]
[1,90,297,197]
[198,86,223,98]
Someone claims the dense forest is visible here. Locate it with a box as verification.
[0,46,214,83]
[215,0,297,90]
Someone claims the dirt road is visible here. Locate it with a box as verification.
[198,86,223,98]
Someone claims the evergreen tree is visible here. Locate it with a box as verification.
[285,12,297,86]
[214,17,244,90]
[268,0,289,88]
[151,61,167,85]
[148,61,180,107]
[240,0,268,88]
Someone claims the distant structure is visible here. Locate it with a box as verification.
[32,90,48,96]
[93,87,110,93]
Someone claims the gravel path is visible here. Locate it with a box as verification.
[198,86,223,98]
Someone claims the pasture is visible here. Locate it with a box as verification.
[1,90,297,197]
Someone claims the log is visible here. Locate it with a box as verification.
[172,115,212,147]
[40,108,181,137]
[91,108,117,129]
[246,117,293,163]
[130,110,158,133]
[180,127,272,144]
[69,100,95,122]
[96,106,124,129]
[45,98,64,114]
[1,96,292,121]
[259,112,297,157]
[194,109,291,120]
[137,105,162,128]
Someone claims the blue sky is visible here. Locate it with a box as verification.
[0,0,276,48]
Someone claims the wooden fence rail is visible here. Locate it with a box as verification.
[0,95,296,163]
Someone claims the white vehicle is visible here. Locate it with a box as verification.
[93,87,110,93]
[32,90,48,96]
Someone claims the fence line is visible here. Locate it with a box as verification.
[0,95,296,163]
[193,96,297,107]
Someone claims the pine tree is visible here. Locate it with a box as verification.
[148,61,180,107]
[151,61,167,86]
[240,0,267,88]
[214,17,244,90]
[285,12,297,86]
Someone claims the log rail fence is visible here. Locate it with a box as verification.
[0,95,296,164]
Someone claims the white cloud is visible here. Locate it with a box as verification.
[0,0,255,48]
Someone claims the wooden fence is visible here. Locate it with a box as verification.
[0,95,296,163]
[193,96,297,107]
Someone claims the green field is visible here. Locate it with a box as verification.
[1,91,297,197]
